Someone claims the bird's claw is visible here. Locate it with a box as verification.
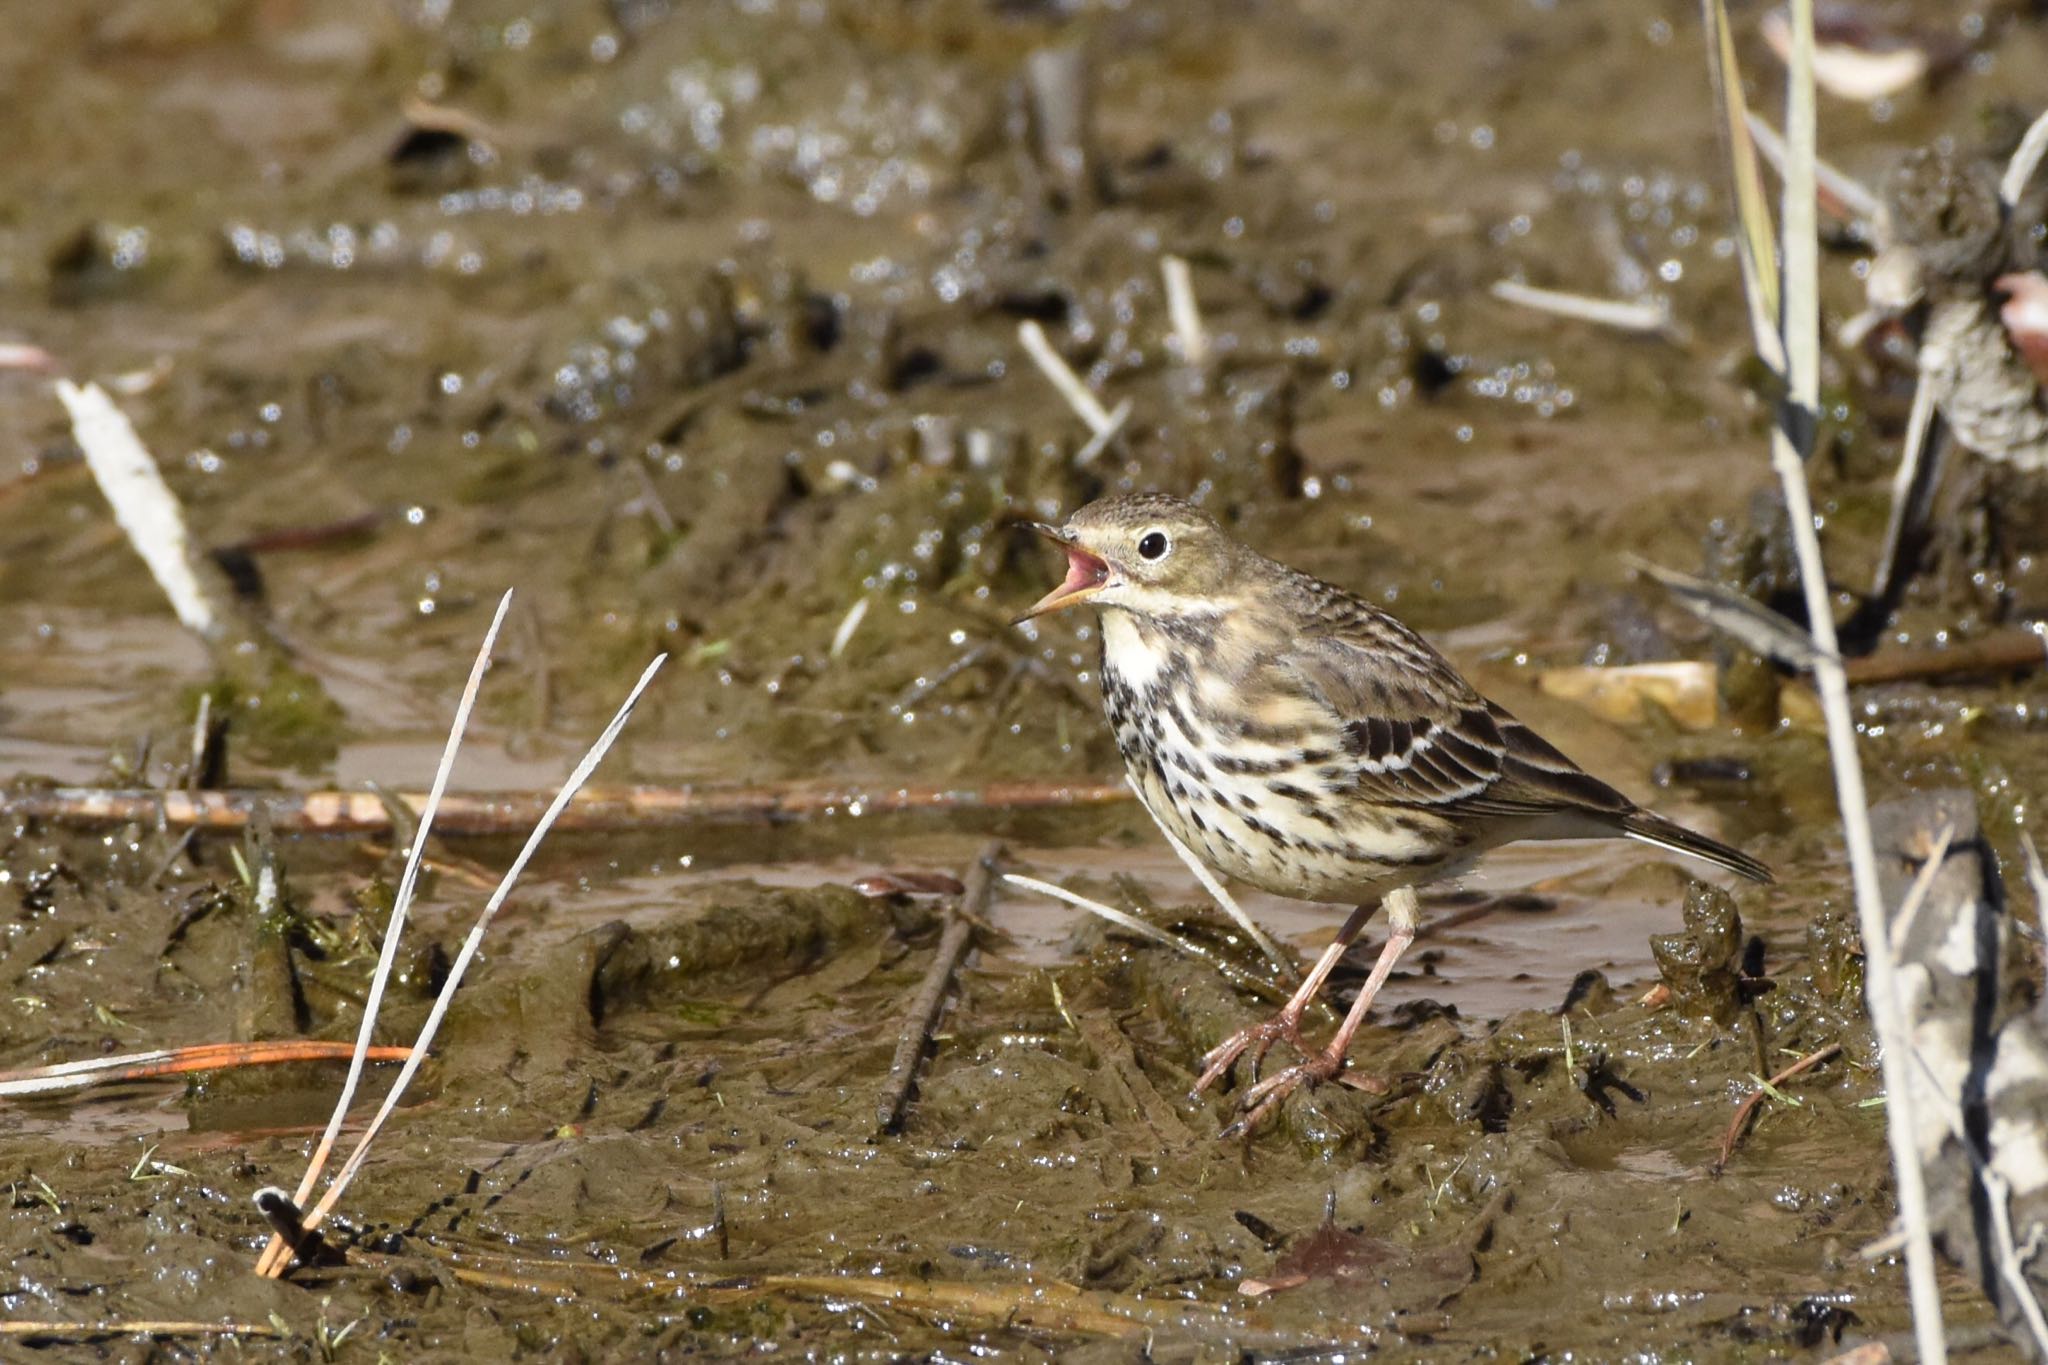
[1222,1049,1357,1137]
[1191,1012,1303,1098]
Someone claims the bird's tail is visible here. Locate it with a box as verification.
[1621,810,1773,884]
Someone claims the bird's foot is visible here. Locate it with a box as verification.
[1192,1011,1305,1098]
[1221,1049,1389,1138]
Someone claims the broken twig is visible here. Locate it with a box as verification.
[3,778,1134,835]
[1713,1041,1842,1172]
[876,841,1001,1133]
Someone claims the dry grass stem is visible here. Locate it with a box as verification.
[187,693,211,788]
[1886,822,1955,956]
[829,595,871,659]
[254,589,512,1278]
[1744,110,1880,223]
[1151,819,1297,979]
[1764,3,1946,1355]
[2000,108,2048,208]
[1073,397,1132,467]
[1869,381,1944,605]
[1627,555,1824,668]
[1017,319,1118,435]
[1161,255,1209,367]
[1000,872,1294,1006]
[1488,280,1679,338]
[1001,872,1191,956]
[1701,0,1786,374]
[260,653,666,1275]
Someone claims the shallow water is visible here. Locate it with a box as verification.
[2,0,2045,1357]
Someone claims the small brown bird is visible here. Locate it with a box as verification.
[1018,493,1770,1130]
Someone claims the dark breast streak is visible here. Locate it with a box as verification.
[1100,615,1456,902]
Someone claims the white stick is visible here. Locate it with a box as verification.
[1781,6,1947,1358]
[1744,109,1882,223]
[188,692,212,786]
[1000,872,1203,960]
[0,1049,187,1095]
[1488,280,1678,338]
[54,380,221,640]
[2001,107,2048,209]
[287,653,666,1246]
[829,595,871,660]
[1161,255,1209,367]
[1149,818,1297,979]
[1017,320,1117,435]
[1869,378,1941,602]
[1072,398,1132,468]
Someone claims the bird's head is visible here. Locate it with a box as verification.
[1014,493,1241,624]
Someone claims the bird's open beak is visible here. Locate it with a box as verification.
[1013,523,1112,624]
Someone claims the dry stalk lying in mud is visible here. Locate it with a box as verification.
[1712,1042,1842,1173]
[1000,872,1298,1009]
[1,778,1134,836]
[0,1041,412,1100]
[875,841,1002,1134]
[391,1238,1279,1347]
[0,1321,284,1343]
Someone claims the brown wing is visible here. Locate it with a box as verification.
[1275,607,1634,824]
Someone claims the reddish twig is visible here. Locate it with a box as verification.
[0,1041,413,1099]
[1713,1041,1843,1173]
[1843,631,2048,686]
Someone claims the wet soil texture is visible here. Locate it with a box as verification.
[3,0,2046,1358]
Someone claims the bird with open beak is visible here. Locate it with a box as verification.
[1016,492,1769,1134]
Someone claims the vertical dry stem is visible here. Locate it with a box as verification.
[1774,4,1946,1357]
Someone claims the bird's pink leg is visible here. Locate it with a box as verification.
[1192,900,1374,1097]
[1229,886,1420,1134]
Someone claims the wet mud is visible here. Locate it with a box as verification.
[3,0,2047,1358]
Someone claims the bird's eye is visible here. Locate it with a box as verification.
[1137,530,1170,561]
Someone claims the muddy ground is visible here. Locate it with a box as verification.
[3,0,2047,1358]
